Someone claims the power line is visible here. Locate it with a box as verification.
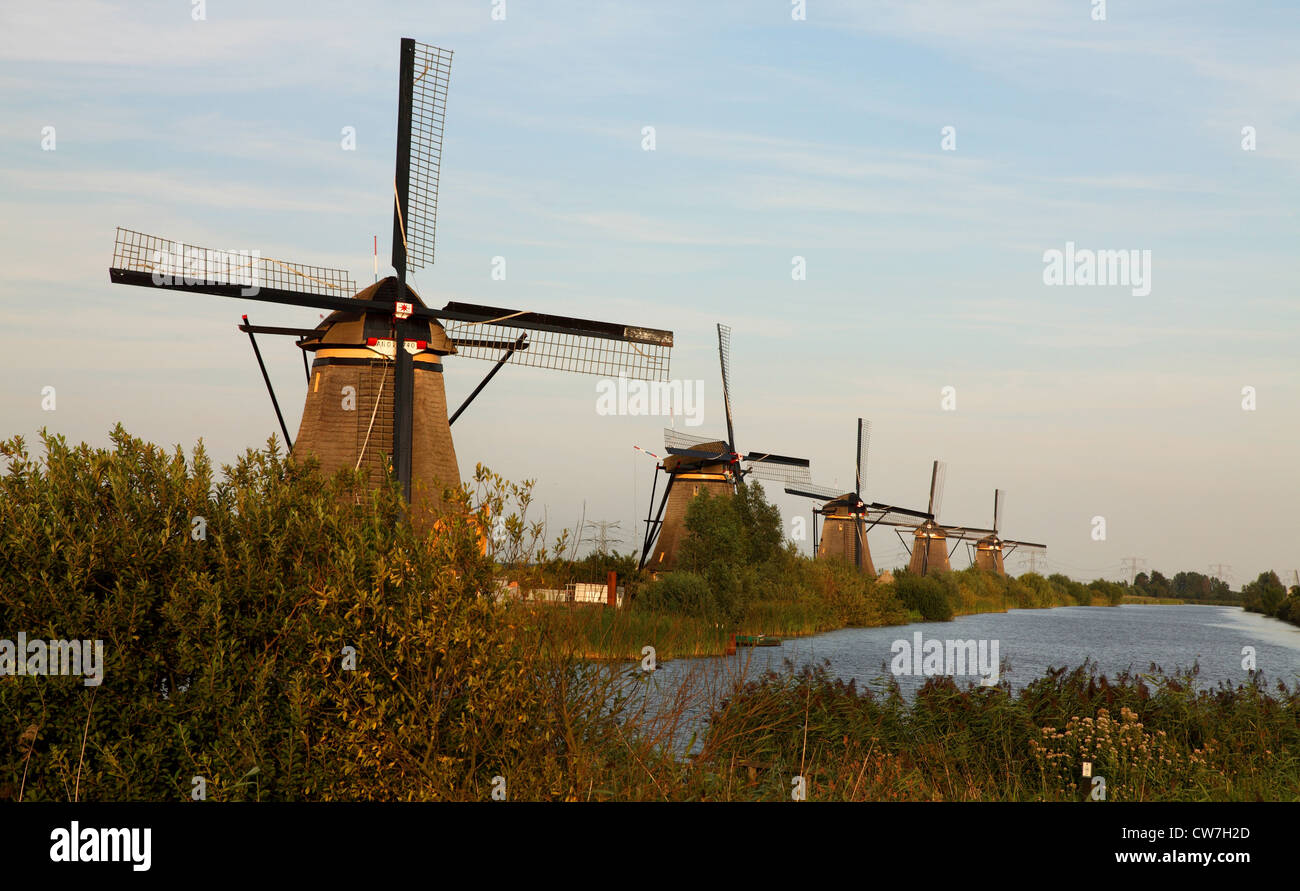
[1208,563,1233,585]
[1120,556,1148,586]
[583,519,623,555]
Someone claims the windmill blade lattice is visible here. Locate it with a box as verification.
[743,452,811,484]
[111,228,356,303]
[866,502,936,527]
[856,417,871,496]
[937,525,998,542]
[1000,538,1047,550]
[663,428,726,451]
[785,482,845,502]
[443,302,673,381]
[929,460,948,521]
[717,323,736,450]
[393,41,453,272]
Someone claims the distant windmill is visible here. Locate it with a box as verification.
[638,324,810,572]
[970,490,1046,576]
[106,38,673,529]
[784,418,932,575]
[892,461,994,576]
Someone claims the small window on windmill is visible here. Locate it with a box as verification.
[693,485,700,496]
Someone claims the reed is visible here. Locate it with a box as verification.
[693,660,1300,801]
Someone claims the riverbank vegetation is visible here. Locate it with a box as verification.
[695,660,1299,801]
[2,430,1295,802]
[1241,570,1300,626]
[531,482,1126,657]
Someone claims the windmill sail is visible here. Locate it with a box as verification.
[109,228,357,311]
[856,418,870,497]
[784,482,845,502]
[742,451,811,484]
[664,428,725,450]
[442,302,673,381]
[717,323,736,450]
[392,40,453,275]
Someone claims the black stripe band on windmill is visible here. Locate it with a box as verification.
[107,38,673,530]
[637,324,811,573]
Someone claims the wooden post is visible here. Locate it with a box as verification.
[727,632,736,656]
[607,571,617,608]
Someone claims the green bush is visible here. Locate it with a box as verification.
[0,427,627,801]
[1088,578,1125,605]
[635,571,724,621]
[894,573,953,621]
[1242,571,1288,617]
[800,559,906,627]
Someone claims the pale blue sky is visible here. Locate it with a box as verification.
[2,0,1297,584]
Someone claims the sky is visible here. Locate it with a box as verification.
[1,0,1297,585]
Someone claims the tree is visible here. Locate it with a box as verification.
[1242,571,1287,616]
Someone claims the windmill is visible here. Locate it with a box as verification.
[637,324,810,572]
[106,39,673,529]
[783,418,932,575]
[890,461,995,576]
[969,490,1046,576]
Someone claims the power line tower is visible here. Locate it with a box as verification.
[1120,557,1147,586]
[1208,563,1233,585]
[1022,550,1045,574]
[583,520,623,555]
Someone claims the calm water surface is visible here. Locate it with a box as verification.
[629,605,1300,752]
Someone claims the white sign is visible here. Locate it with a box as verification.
[366,338,423,358]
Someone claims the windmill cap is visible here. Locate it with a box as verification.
[349,276,428,306]
[300,276,455,354]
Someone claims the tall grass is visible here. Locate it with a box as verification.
[693,660,1300,801]
[522,603,730,660]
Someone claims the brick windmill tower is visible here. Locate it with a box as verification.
[970,489,1046,576]
[107,39,673,529]
[784,418,932,575]
[896,461,994,576]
